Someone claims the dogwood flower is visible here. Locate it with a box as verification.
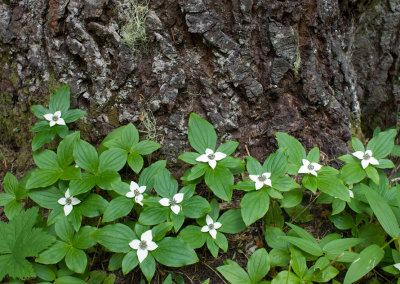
[201,215,222,239]
[125,181,146,206]
[249,172,272,190]
[57,189,80,216]
[43,111,66,127]
[352,150,379,169]
[129,230,158,263]
[298,159,322,176]
[196,148,226,169]
[159,193,184,214]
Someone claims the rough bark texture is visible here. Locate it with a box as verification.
[0,0,399,281]
[1,0,400,174]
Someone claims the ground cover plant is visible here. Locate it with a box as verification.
[1,86,400,283]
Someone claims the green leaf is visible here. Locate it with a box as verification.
[55,217,74,243]
[32,131,56,151]
[215,231,228,252]
[205,166,233,201]
[3,172,19,195]
[290,247,307,278]
[57,132,80,167]
[152,237,199,267]
[365,166,379,185]
[178,152,200,164]
[93,224,136,253]
[247,248,270,283]
[36,240,69,264]
[108,253,124,271]
[206,237,220,258]
[31,105,50,119]
[69,173,96,195]
[340,162,366,184]
[271,271,300,284]
[282,236,323,256]
[329,213,355,230]
[139,206,169,225]
[343,245,384,284]
[351,137,364,152]
[265,226,288,250]
[367,129,396,159]
[302,175,317,193]
[217,141,239,155]
[63,109,87,123]
[186,163,208,180]
[272,176,299,192]
[317,175,350,201]
[98,148,127,172]
[178,225,206,249]
[4,200,22,220]
[286,222,317,243]
[264,149,288,176]
[102,196,134,223]
[65,247,87,273]
[365,190,400,238]
[188,113,217,153]
[72,226,97,250]
[139,160,167,189]
[375,158,395,169]
[307,147,320,163]
[152,222,173,242]
[216,259,252,284]
[49,85,70,114]
[322,238,364,257]
[29,186,63,209]
[218,209,246,234]
[132,140,161,155]
[54,276,86,284]
[275,132,306,165]
[280,190,302,208]
[154,168,178,197]
[59,166,81,180]
[241,190,270,226]
[122,250,139,275]
[104,123,139,151]
[34,263,56,281]
[245,156,263,175]
[73,140,99,173]
[127,152,144,173]
[269,248,290,267]
[26,168,62,189]
[95,170,120,189]
[79,194,108,217]
[34,149,59,169]
[182,196,210,218]
[0,193,15,206]
[140,254,156,281]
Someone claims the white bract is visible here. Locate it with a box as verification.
[352,150,379,169]
[349,189,354,198]
[298,159,322,176]
[201,214,222,239]
[43,111,66,127]
[159,193,184,214]
[196,148,226,169]
[57,189,80,216]
[126,181,146,206]
[249,172,272,190]
[129,230,158,263]
[394,263,400,271]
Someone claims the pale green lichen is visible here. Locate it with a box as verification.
[119,0,149,49]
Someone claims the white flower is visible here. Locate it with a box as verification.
[249,172,272,190]
[57,189,80,216]
[43,111,66,127]
[349,189,354,198]
[201,215,222,239]
[352,150,379,169]
[126,181,146,206]
[196,148,227,169]
[394,263,400,271]
[159,193,184,214]
[129,230,158,263]
[298,159,322,176]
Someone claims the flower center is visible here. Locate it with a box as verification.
[134,189,140,196]
[170,199,177,206]
[65,197,72,205]
[52,115,59,121]
[208,154,215,160]
[208,223,215,230]
[258,175,266,182]
[139,240,147,250]
[307,164,314,170]
[363,153,370,160]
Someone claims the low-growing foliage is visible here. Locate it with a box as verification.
[1,85,400,283]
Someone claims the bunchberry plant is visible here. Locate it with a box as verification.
[2,85,400,283]
[30,86,86,151]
